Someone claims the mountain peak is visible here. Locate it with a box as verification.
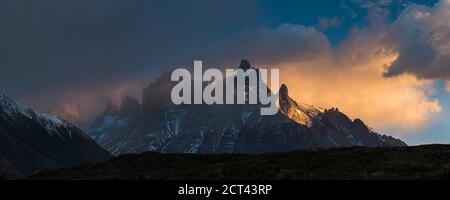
[0,92,12,103]
[277,83,314,126]
[0,92,15,110]
[87,60,407,155]
[0,92,35,119]
[105,99,119,114]
[119,96,141,114]
[279,84,288,97]
[278,84,291,110]
[238,59,252,71]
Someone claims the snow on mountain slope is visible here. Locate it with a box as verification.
[0,92,112,178]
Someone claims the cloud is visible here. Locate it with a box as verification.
[211,21,442,135]
[280,54,441,134]
[212,24,331,67]
[33,81,143,127]
[279,25,441,133]
[0,0,260,125]
[383,0,450,80]
[50,103,80,124]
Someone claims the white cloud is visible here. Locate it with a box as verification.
[384,0,450,80]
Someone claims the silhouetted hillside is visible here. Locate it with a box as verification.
[0,93,112,178]
[31,145,450,180]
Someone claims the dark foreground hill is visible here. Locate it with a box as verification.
[30,144,450,180]
[0,93,112,178]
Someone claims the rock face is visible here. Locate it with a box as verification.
[0,93,112,178]
[87,60,406,155]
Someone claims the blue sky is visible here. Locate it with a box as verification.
[257,0,438,44]
[403,81,450,144]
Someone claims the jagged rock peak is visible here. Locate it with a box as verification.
[279,84,289,97]
[0,92,35,118]
[87,60,408,155]
[0,92,7,98]
[104,96,141,115]
[238,59,252,71]
[0,92,14,104]
[120,96,141,114]
[278,84,291,112]
[105,99,119,114]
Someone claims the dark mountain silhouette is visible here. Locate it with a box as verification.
[0,93,112,178]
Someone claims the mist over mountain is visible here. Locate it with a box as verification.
[87,60,406,155]
[0,93,112,178]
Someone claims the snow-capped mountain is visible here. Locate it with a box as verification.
[87,60,406,155]
[0,93,112,178]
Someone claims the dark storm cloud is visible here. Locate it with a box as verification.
[0,0,259,120]
[0,1,137,91]
[0,0,259,89]
[383,1,450,80]
[208,23,330,67]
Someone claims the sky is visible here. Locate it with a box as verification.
[1,0,449,145]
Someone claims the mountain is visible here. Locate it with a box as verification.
[30,145,450,180]
[0,93,112,178]
[87,60,406,155]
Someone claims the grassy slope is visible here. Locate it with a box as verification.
[29,145,450,180]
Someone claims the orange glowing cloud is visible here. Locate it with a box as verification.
[49,81,143,126]
[50,103,81,123]
[277,53,441,135]
[223,18,443,136]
